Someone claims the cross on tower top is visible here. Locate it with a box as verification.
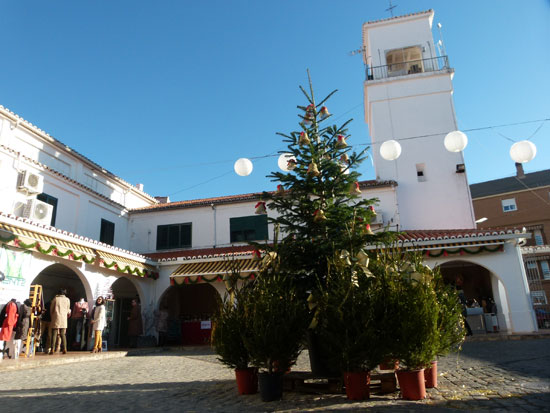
[386,0,397,17]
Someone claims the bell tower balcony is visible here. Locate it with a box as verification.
[366,55,451,82]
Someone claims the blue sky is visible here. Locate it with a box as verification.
[1,0,548,202]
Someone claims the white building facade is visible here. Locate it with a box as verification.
[0,10,538,347]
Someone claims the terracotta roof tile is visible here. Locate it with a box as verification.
[145,245,256,262]
[397,228,524,243]
[130,180,397,213]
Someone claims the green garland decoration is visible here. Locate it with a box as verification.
[100,259,157,279]
[1,235,96,264]
[426,244,503,258]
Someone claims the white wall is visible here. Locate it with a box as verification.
[363,14,475,230]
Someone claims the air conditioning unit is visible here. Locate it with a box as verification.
[371,213,384,226]
[17,170,44,194]
[22,199,53,225]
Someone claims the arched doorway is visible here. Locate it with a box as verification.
[31,263,90,350]
[159,284,220,345]
[438,260,503,333]
[110,277,140,349]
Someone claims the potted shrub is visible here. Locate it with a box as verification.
[386,253,440,400]
[424,270,466,388]
[241,266,311,402]
[211,280,257,395]
[316,252,384,400]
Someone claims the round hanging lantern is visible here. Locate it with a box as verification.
[444,130,468,152]
[277,153,296,172]
[510,140,537,163]
[234,158,253,176]
[380,140,402,161]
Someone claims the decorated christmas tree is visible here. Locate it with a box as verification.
[260,74,394,291]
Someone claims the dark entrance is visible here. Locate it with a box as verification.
[110,277,140,348]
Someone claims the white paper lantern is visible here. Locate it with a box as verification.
[277,153,296,172]
[380,140,402,161]
[510,140,537,163]
[234,158,253,176]
[444,130,468,152]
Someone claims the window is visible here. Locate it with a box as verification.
[156,223,192,250]
[534,230,544,246]
[385,46,423,76]
[36,193,58,226]
[99,219,115,246]
[230,215,268,243]
[531,291,548,306]
[416,163,426,182]
[501,198,517,212]
[541,261,550,280]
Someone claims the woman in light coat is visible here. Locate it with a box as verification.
[91,296,106,353]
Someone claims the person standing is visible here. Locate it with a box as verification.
[49,289,71,354]
[0,299,19,360]
[91,296,106,353]
[127,298,142,348]
[154,305,169,347]
[14,299,32,358]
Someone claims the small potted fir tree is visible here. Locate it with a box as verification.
[241,260,311,402]
[211,278,258,395]
[385,252,440,400]
[316,251,384,400]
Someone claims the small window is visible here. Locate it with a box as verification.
[533,230,544,246]
[36,193,58,226]
[156,223,192,250]
[501,198,517,212]
[416,163,426,182]
[541,261,550,280]
[99,219,115,246]
[531,291,548,306]
[230,215,268,243]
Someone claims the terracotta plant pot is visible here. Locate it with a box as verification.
[396,369,426,400]
[379,359,399,371]
[424,361,438,388]
[258,372,284,402]
[344,371,370,400]
[235,367,258,395]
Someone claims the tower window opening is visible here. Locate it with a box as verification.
[386,46,424,77]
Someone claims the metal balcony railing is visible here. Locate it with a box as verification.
[366,55,450,81]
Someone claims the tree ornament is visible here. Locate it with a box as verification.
[287,158,297,170]
[255,201,267,215]
[276,184,285,195]
[340,153,349,163]
[335,135,348,149]
[368,205,376,215]
[364,223,374,235]
[307,162,320,177]
[319,106,330,119]
[303,104,315,125]
[313,209,327,222]
[350,182,362,195]
[299,131,311,146]
[252,249,262,261]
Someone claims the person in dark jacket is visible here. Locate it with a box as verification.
[14,299,32,358]
[127,299,143,348]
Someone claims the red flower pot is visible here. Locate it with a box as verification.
[344,371,370,400]
[396,369,426,400]
[235,367,258,395]
[424,361,438,388]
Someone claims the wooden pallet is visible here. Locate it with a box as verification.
[283,371,397,394]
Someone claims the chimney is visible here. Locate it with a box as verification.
[136,183,144,191]
[515,162,525,179]
[154,196,170,204]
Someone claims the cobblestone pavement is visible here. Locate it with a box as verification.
[0,339,549,412]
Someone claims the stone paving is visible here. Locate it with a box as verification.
[0,338,549,412]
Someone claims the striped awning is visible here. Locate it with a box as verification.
[97,250,156,277]
[0,222,96,262]
[171,258,259,278]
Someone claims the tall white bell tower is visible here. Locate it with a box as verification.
[362,10,475,230]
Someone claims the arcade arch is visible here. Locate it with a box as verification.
[110,277,141,348]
